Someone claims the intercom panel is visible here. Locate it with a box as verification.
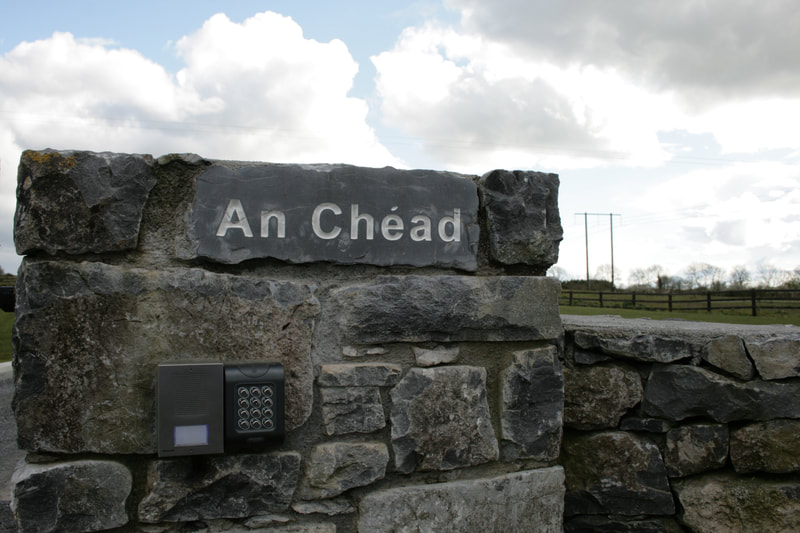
[157,362,224,457]
[224,362,286,447]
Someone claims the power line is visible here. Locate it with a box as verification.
[576,212,622,289]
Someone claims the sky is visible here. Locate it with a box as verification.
[1,0,799,285]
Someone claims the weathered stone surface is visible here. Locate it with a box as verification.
[701,335,754,380]
[0,502,14,533]
[746,336,800,380]
[14,149,156,255]
[257,523,336,533]
[11,460,131,532]
[619,417,672,433]
[357,467,565,533]
[298,442,388,500]
[730,419,800,473]
[189,163,480,270]
[138,452,301,523]
[642,364,800,422]
[478,169,562,271]
[319,387,385,435]
[0,363,24,502]
[333,275,562,344]
[561,431,675,516]
[673,473,800,533]
[292,498,355,515]
[564,363,642,429]
[565,515,684,533]
[501,347,564,461]
[13,260,319,454]
[664,423,728,477]
[390,366,499,473]
[572,331,694,363]
[413,345,460,367]
[317,363,401,387]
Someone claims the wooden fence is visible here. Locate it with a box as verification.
[559,288,800,316]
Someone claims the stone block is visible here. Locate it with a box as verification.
[292,498,355,515]
[298,442,389,499]
[319,387,385,435]
[390,366,498,473]
[746,336,800,380]
[14,260,318,454]
[332,275,562,344]
[14,149,156,255]
[478,169,562,271]
[564,363,642,430]
[673,473,800,533]
[412,345,460,367]
[501,346,564,461]
[618,417,672,433]
[701,335,754,380]
[11,460,131,532]
[664,423,728,477]
[137,452,301,523]
[317,363,401,387]
[565,515,684,533]
[572,331,694,363]
[561,431,675,516]
[642,364,800,422]
[730,419,800,473]
[357,467,565,533]
[0,363,24,502]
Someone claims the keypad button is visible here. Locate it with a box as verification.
[237,386,249,398]
[238,419,250,430]
[249,386,261,397]
[262,386,274,398]
[263,419,274,430]
[238,398,249,409]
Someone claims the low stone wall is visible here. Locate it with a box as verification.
[9,150,565,532]
[561,315,800,532]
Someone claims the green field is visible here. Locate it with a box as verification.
[560,304,800,326]
[0,312,13,363]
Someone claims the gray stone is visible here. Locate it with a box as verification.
[618,417,673,433]
[478,169,562,271]
[390,366,499,473]
[298,442,388,500]
[730,419,800,473]
[14,149,156,255]
[564,363,643,429]
[11,460,131,532]
[332,275,562,344]
[317,363,401,387]
[0,502,14,533]
[412,345,460,367]
[701,335,755,380]
[291,498,355,515]
[501,347,564,461]
[244,514,292,527]
[0,363,24,502]
[561,431,675,516]
[572,348,612,365]
[13,260,318,454]
[572,331,694,363]
[565,515,684,533]
[746,336,800,380]
[189,163,480,270]
[357,467,565,533]
[664,423,728,477]
[673,473,800,533]
[257,524,336,533]
[138,452,301,523]
[319,387,385,435]
[642,364,800,422]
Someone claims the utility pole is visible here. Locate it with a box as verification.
[576,212,621,289]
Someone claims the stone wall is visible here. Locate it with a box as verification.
[561,315,800,533]
[9,150,565,532]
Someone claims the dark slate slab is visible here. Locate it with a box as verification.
[189,164,480,270]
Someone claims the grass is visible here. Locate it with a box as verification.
[0,312,13,363]
[560,304,800,326]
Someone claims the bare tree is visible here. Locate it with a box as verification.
[546,266,569,281]
[729,265,751,289]
[627,267,648,288]
[757,263,785,288]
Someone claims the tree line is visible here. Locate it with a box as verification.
[549,262,800,291]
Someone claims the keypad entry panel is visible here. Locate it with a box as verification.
[224,363,285,447]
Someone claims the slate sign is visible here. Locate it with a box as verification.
[190,164,480,270]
